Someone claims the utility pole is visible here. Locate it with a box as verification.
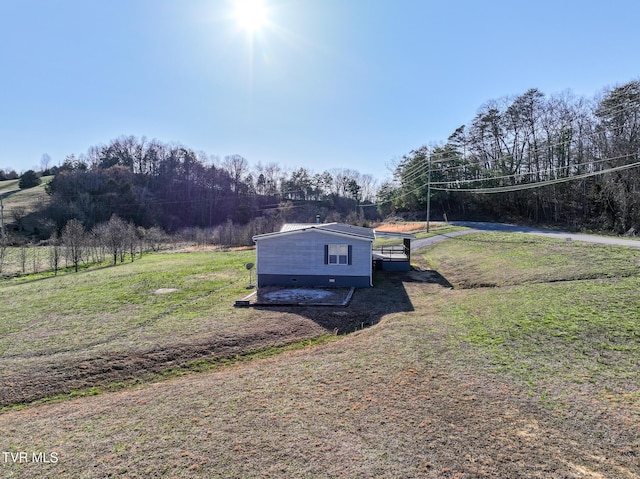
[426,154,431,233]
[0,197,4,239]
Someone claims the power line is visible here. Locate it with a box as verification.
[368,154,640,206]
[433,160,640,193]
[399,122,634,185]
[429,153,637,186]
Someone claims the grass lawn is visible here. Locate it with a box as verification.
[0,175,52,211]
[0,250,255,358]
[0,248,402,408]
[422,233,640,412]
[0,249,308,406]
[424,231,640,286]
[0,233,638,478]
[0,175,53,236]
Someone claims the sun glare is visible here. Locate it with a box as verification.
[233,0,269,33]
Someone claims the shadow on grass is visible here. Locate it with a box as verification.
[0,189,21,201]
[252,269,452,335]
[405,268,454,289]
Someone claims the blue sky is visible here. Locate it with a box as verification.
[0,0,638,181]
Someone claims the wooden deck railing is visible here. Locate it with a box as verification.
[372,244,409,261]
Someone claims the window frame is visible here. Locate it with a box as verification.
[326,244,352,266]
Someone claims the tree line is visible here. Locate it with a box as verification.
[380,80,640,234]
[0,215,152,276]
[0,214,283,277]
[36,138,379,238]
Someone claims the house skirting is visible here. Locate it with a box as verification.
[257,274,371,288]
[381,261,411,272]
[372,259,411,272]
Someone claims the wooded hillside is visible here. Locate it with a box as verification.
[380,80,640,234]
[37,139,378,236]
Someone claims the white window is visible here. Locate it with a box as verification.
[328,244,348,265]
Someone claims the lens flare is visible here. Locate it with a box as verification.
[233,0,268,33]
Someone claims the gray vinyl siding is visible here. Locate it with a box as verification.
[255,230,372,278]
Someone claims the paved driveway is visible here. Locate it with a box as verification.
[411,221,640,252]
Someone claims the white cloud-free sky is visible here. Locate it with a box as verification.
[0,0,638,179]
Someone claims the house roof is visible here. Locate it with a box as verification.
[253,222,376,242]
[372,230,416,240]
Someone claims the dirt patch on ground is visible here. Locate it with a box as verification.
[153,288,179,294]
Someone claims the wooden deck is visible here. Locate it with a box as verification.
[372,244,409,262]
[372,244,411,271]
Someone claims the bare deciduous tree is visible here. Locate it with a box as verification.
[48,231,61,276]
[61,219,85,272]
[98,215,128,265]
[40,153,52,173]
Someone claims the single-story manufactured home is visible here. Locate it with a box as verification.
[252,223,415,288]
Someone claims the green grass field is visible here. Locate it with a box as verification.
[0,232,638,478]
[0,250,254,358]
[0,175,53,236]
[0,249,294,407]
[424,231,640,286]
[0,175,52,210]
[421,233,640,411]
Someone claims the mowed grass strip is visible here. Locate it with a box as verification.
[444,278,640,399]
[424,231,640,287]
[0,176,52,233]
[0,250,254,358]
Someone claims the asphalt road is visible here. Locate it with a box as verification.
[410,221,640,252]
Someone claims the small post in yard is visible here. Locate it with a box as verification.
[245,262,255,289]
[425,153,431,233]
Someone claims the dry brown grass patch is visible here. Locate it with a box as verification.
[375,221,429,233]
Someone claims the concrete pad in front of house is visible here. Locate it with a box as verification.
[236,287,355,307]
